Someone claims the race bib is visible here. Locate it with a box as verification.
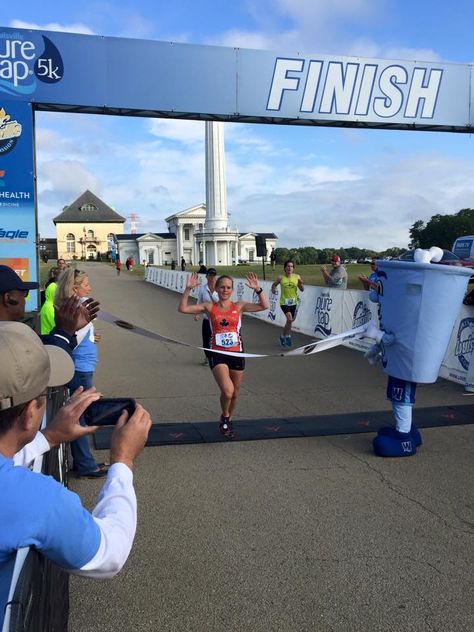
[284,298,296,306]
[215,332,239,347]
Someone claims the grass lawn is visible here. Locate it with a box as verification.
[40,261,373,290]
[152,262,372,290]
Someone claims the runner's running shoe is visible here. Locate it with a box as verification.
[285,336,292,347]
[219,415,234,438]
[279,335,286,347]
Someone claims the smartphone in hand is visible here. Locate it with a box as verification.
[84,398,136,426]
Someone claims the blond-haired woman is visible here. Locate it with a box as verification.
[55,268,106,478]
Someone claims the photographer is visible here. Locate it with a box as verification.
[0,322,152,627]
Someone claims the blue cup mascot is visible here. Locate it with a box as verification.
[363,247,472,457]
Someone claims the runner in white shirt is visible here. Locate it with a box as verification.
[194,267,219,365]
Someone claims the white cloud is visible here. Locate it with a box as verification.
[37,160,101,234]
[38,160,100,195]
[206,29,278,51]
[274,0,380,21]
[10,19,95,35]
[81,4,155,39]
[379,46,442,63]
[225,150,474,249]
[289,165,363,188]
[206,0,387,56]
[225,125,278,155]
[207,0,444,66]
[35,128,63,153]
[346,39,442,62]
[148,119,205,145]
[10,6,155,40]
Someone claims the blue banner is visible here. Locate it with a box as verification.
[0,27,473,131]
[0,99,37,308]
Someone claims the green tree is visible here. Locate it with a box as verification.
[408,219,425,248]
[345,247,364,261]
[409,209,474,250]
[380,247,404,259]
[289,248,302,265]
[337,247,347,262]
[298,246,319,264]
[318,249,333,264]
[275,247,291,264]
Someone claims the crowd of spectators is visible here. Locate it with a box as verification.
[0,262,152,628]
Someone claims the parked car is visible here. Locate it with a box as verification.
[452,235,474,260]
[398,249,474,268]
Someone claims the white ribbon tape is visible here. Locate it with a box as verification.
[97,310,368,359]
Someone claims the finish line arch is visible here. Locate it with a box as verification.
[1,25,473,303]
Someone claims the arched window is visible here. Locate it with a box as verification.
[87,244,97,260]
[87,229,95,240]
[66,233,75,253]
[80,203,97,212]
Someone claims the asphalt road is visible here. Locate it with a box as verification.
[68,262,474,632]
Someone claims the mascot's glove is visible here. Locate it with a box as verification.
[365,343,383,365]
[363,322,395,345]
[363,323,395,365]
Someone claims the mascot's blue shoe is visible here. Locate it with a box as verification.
[377,425,422,447]
[410,424,422,447]
[373,428,417,457]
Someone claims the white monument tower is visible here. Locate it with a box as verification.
[195,121,240,265]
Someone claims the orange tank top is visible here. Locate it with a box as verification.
[209,302,242,352]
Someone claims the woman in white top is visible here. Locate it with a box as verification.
[194,267,219,365]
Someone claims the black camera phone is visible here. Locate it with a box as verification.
[84,398,136,426]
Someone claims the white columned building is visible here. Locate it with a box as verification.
[117,122,277,267]
[194,121,240,265]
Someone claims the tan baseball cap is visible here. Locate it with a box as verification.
[0,322,74,410]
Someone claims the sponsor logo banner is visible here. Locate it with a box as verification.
[0,34,63,96]
[0,101,37,307]
[454,317,474,370]
[0,257,35,307]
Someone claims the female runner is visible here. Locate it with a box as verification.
[179,272,268,437]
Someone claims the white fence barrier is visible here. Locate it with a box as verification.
[145,267,472,386]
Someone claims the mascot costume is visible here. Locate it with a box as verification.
[363,247,471,457]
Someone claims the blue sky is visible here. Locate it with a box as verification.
[4,0,474,250]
